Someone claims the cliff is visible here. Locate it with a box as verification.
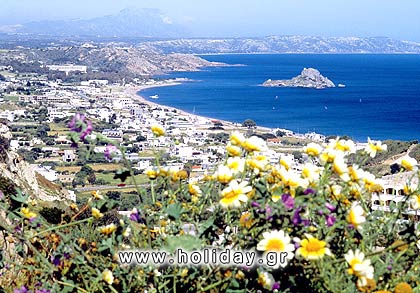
[0,124,72,203]
[262,68,336,89]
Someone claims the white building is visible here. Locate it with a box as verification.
[372,172,420,220]
[46,64,87,75]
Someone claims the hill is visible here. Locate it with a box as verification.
[142,36,420,54]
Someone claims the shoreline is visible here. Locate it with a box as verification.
[123,81,274,133]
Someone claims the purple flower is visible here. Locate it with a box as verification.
[292,207,310,226]
[104,144,118,161]
[80,120,93,141]
[14,286,29,293]
[51,255,61,266]
[325,203,336,212]
[292,208,302,226]
[251,201,261,208]
[272,282,280,290]
[281,194,295,210]
[303,188,316,195]
[326,215,336,227]
[387,265,392,271]
[14,225,22,234]
[265,205,273,221]
[129,208,144,224]
[68,113,85,132]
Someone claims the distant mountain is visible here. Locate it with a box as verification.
[141,36,420,54]
[0,8,188,38]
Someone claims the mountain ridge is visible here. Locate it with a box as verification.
[0,8,188,38]
[142,36,420,54]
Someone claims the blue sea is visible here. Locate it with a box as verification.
[140,54,420,142]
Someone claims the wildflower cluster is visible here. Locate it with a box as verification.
[0,115,419,292]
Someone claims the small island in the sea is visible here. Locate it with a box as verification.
[262,67,336,89]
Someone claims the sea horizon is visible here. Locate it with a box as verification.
[140,53,420,143]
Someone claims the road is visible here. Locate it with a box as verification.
[75,185,136,192]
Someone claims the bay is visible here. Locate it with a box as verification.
[140,54,420,142]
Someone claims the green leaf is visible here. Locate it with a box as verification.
[98,238,113,252]
[199,216,215,236]
[227,289,246,293]
[230,278,240,288]
[10,190,28,203]
[165,203,185,220]
[164,235,202,253]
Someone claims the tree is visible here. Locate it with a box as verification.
[106,191,121,201]
[87,173,96,185]
[276,130,286,137]
[36,124,50,138]
[37,107,48,124]
[242,119,256,129]
[17,149,38,163]
[136,135,146,142]
[109,113,117,125]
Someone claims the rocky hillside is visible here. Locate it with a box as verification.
[262,68,335,89]
[143,36,420,54]
[0,45,224,77]
[0,123,71,202]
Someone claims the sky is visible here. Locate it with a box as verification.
[0,0,419,41]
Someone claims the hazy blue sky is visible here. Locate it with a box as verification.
[1,0,420,41]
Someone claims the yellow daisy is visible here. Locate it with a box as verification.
[227,157,246,174]
[144,167,160,180]
[188,183,202,196]
[347,202,366,231]
[215,165,234,184]
[91,207,104,219]
[303,142,323,157]
[102,269,114,285]
[226,143,242,157]
[400,156,418,171]
[242,136,267,152]
[410,194,420,209]
[239,211,254,229]
[280,156,294,170]
[247,154,269,173]
[258,271,275,290]
[335,139,356,154]
[365,138,387,158]
[349,165,364,182]
[332,155,350,182]
[219,180,251,209]
[92,190,103,200]
[301,163,322,182]
[21,207,37,219]
[100,223,117,235]
[257,230,295,268]
[151,124,165,137]
[230,131,245,146]
[344,249,374,279]
[296,234,331,260]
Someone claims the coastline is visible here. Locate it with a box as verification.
[123,81,274,133]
